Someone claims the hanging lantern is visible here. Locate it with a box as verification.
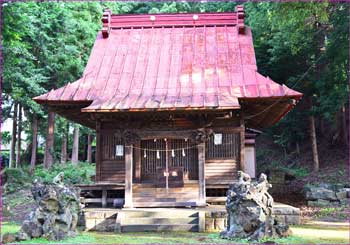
[156,150,160,159]
[143,149,147,158]
[182,148,186,157]
[171,149,175,158]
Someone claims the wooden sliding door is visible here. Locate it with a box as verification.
[140,138,198,183]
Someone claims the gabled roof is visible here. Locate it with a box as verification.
[34,6,302,127]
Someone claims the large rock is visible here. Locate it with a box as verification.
[305,186,337,201]
[307,199,335,207]
[3,172,81,243]
[336,188,350,200]
[220,171,291,241]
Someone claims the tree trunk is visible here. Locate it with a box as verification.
[71,125,79,165]
[341,103,348,146]
[87,134,92,163]
[296,141,300,155]
[30,113,38,174]
[309,115,320,172]
[61,134,67,164]
[60,121,68,164]
[9,103,18,168]
[83,134,88,161]
[319,117,325,135]
[44,111,55,169]
[16,104,22,168]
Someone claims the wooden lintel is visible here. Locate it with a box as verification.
[137,130,194,139]
[211,126,244,133]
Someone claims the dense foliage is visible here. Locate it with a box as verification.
[34,162,95,184]
[1,162,95,193]
[2,2,348,169]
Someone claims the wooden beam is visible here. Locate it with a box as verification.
[96,121,101,182]
[211,126,244,133]
[124,144,133,208]
[197,142,206,206]
[240,116,245,172]
[137,130,194,139]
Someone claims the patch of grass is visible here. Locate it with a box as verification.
[315,206,349,220]
[283,166,309,178]
[1,222,349,244]
[1,222,21,234]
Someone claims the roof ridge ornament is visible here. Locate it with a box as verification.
[236,5,245,35]
[102,9,111,38]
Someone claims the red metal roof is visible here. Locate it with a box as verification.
[34,8,302,113]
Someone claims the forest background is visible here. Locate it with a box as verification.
[1,1,349,187]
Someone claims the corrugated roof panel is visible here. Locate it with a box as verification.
[34,12,302,113]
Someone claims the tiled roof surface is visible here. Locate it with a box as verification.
[34,10,302,113]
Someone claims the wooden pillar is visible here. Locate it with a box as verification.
[102,188,107,208]
[124,144,133,208]
[134,141,141,183]
[198,142,206,206]
[240,117,245,172]
[95,121,101,182]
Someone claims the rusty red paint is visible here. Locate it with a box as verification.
[34,10,302,113]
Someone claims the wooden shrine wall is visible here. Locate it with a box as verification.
[205,132,240,185]
[100,133,125,182]
[96,113,243,185]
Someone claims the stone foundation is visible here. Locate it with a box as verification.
[81,209,119,232]
[304,184,350,207]
[205,203,300,232]
[80,203,300,232]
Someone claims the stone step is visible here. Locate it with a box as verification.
[122,217,198,225]
[133,192,197,198]
[121,224,199,232]
[132,197,198,203]
[132,201,197,207]
[122,210,199,218]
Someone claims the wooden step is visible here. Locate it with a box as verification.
[121,224,199,232]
